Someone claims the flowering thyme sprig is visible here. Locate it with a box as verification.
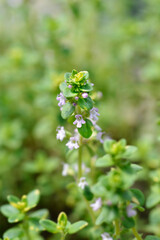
[56,70,146,240]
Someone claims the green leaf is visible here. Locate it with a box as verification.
[145,236,160,240]
[96,154,113,167]
[91,183,107,197]
[96,207,117,225]
[78,97,93,110]
[8,213,25,223]
[80,83,93,92]
[83,186,94,201]
[7,196,19,205]
[130,164,143,172]
[103,139,116,153]
[29,209,49,219]
[149,207,160,225]
[60,82,67,92]
[146,193,160,208]
[63,87,77,98]
[26,189,40,210]
[61,102,75,119]
[78,119,93,138]
[3,227,23,239]
[29,218,44,231]
[68,221,88,234]
[1,205,19,218]
[130,188,145,206]
[96,208,108,225]
[123,146,137,158]
[64,73,71,82]
[40,219,58,233]
[81,71,89,80]
[57,212,68,228]
[122,216,135,229]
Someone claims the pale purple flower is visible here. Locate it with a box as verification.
[75,96,79,100]
[97,131,105,143]
[90,198,102,211]
[73,115,86,128]
[56,92,66,107]
[82,92,88,98]
[127,204,137,217]
[101,233,113,240]
[78,177,88,189]
[68,84,72,88]
[94,124,102,131]
[56,126,66,141]
[74,128,80,141]
[62,163,69,176]
[90,107,100,122]
[66,137,79,150]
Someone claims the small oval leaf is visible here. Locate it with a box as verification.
[68,221,88,234]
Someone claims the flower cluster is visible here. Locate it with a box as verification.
[56,69,106,149]
[55,70,146,240]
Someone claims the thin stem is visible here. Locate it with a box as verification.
[132,227,143,240]
[114,219,121,238]
[83,196,96,225]
[61,234,66,240]
[23,218,31,240]
[78,136,83,179]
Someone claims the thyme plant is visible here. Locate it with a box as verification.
[1,70,160,240]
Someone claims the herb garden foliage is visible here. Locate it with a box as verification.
[1,70,160,240]
[1,0,160,239]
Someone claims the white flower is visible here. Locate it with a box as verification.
[56,92,66,107]
[126,204,137,217]
[89,107,100,122]
[62,163,69,176]
[90,198,102,211]
[101,232,113,240]
[74,163,90,174]
[73,115,86,128]
[66,137,79,150]
[56,126,66,141]
[78,177,88,189]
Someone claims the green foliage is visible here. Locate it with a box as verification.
[40,212,88,238]
[1,190,48,240]
[1,0,160,238]
[78,119,93,139]
[61,103,75,119]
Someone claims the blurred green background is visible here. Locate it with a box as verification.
[1,0,160,238]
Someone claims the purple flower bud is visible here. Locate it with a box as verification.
[75,96,79,101]
[127,204,137,217]
[73,102,77,106]
[68,84,72,88]
[82,92,88,98]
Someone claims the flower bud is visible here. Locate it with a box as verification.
[82,92,88,98]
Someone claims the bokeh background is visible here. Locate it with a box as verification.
[1,0,160,239]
